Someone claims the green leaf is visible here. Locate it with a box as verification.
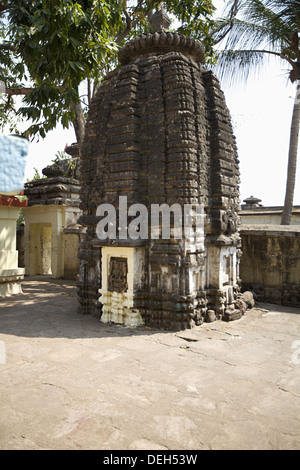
[1,0,216,141]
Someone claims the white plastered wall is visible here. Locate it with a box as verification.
[0,206,25,297]
[207,244,238,304]
[99,246,144,327]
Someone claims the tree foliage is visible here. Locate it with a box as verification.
[212,0,300,86]
[0,0,216,142]
[1,0,123,139]
[212,0,300,224]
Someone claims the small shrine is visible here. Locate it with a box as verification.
[77,10,243,329]
[23,146,82,279]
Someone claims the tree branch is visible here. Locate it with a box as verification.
[6,87,33,96]
[0,43,16,52]
[116,8,132,45]
[123,8,131,30]
[116,0,158,45]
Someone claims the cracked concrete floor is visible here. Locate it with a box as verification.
[0,276,300,450]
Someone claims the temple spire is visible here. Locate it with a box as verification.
[149,4,171,32]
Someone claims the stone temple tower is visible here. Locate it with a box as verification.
[77,9,242,329]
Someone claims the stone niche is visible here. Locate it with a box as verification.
[77,10,243,329]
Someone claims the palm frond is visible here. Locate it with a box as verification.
[241,0,298,36]
[214,0,299,51]
[251,0,300,29]
[212,48,284,88]
[214,17,288,52]
[212,0,300,87]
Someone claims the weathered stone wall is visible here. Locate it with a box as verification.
[240,225,300,307]
[240,206,300,225]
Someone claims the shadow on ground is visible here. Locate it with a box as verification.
[0,276,173,340]
[1,275,299,341]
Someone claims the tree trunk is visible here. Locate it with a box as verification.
[281,80,300,225]
[70,99,86,155]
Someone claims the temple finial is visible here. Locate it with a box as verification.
[149,5,171,32]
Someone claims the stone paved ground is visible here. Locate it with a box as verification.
[0,276,300,450]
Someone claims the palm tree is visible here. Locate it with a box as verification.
[212,0,300,225]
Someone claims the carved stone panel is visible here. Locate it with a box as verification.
[108,257,128,293]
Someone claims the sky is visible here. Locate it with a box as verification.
[21,0,300,208]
